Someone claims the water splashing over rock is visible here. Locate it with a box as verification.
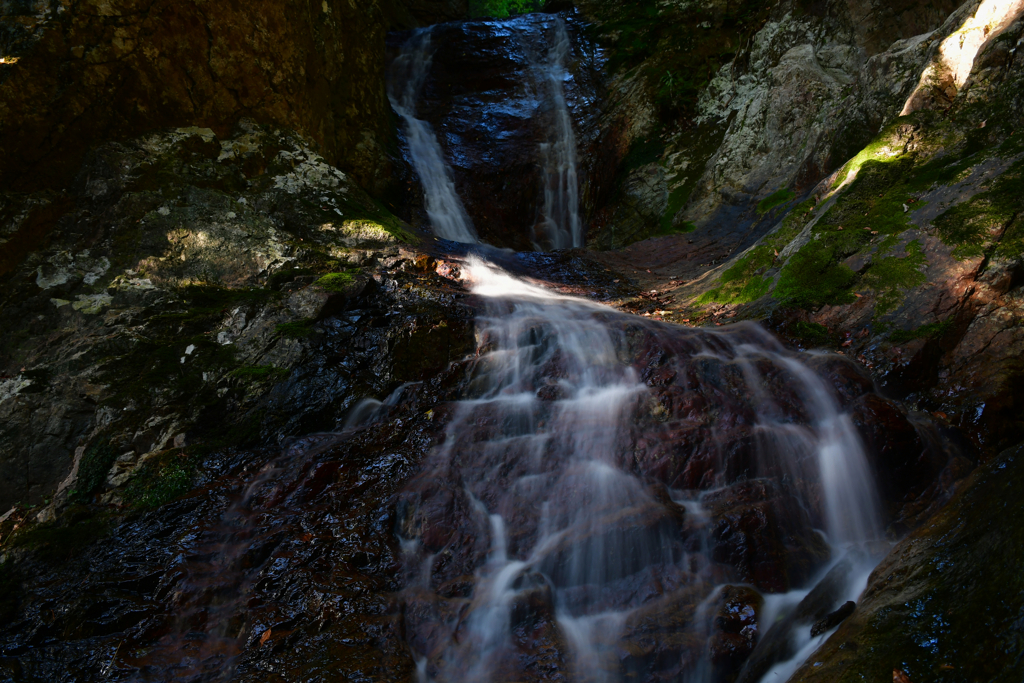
[389,29,479,244]
[399,258,885,682]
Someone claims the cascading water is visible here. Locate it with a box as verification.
[533,18,583,250]
[121,16,913,683]
[389,29,479,244]
[399,258,887,683]
[389,15,585,250]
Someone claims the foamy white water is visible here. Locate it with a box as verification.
[403,258,886,683]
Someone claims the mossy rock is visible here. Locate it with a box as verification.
[314,271,361,292]
[7,514,109,564]
[789,442,1024,683]
[756,189,796,216]
[122,449,198,509]
[70,439,118,503]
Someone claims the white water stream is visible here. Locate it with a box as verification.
[388,29,479,244]
[388,15,888,682]
[533,18,583,250]
[402,258,885,683]
[390,17,583,249]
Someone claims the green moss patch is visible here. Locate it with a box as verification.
[314,270,360,292]
[696,198,816,306]
[771,117,991,314]
[889,318,954,344]
[70,439,118,503]
[775,240,859,309]
[756,188,796,215]
[661,185,697,235]
[468,0,540,18]
[790,321,831,347]
[860,239,928,316]
[123,449,197,509]
[932,158,1024,259]
[697,246,775,305]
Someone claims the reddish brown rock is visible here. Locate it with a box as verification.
[709,585,763,669]
[704,479,831,593]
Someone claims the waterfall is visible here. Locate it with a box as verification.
[388,30,479,244]
[534,18,583,250]
[400,258,884,683]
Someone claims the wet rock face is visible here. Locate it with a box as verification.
[389,13,602,249]
[0,245,964,682]
[709,585,763,670]
[0,0,395,196]
[572,0,970,263]
[788,441,1024,683]
[704,480,831,593]
[0,375,468,681]
[644,10,1024,466]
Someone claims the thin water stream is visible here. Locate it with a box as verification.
[533,18,583,250]
[388,29,479,244]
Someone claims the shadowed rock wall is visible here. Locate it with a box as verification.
[0,0,397,196]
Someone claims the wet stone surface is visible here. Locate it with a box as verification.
[0,253,969,682]
[388,13,603,251]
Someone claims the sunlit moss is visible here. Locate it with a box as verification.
[314,271,359,292]
[831,131,906,189]
[697,246,775,304]
[694,198,814,306]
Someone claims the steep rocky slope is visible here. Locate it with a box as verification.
[789,441,1024,682]
[577,0,1024,458]
[0,0,394,194]
[668,3,1024,456]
